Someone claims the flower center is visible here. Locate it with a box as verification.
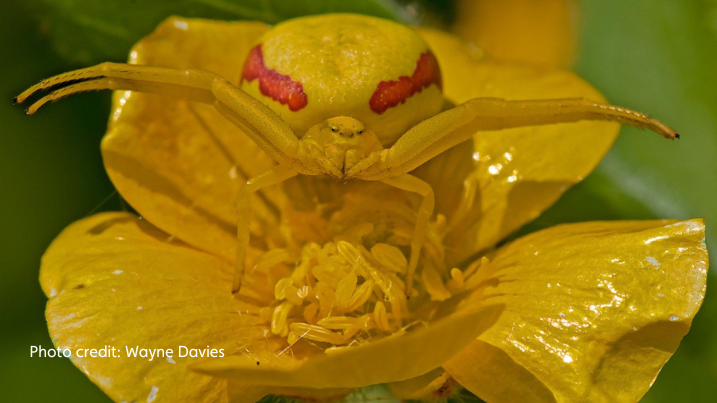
[243,182,487,351]
[271,239,409,347]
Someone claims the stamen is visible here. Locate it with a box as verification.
[335,272,358,310]
[271,302,294,337]
[373,301,392,332]
[274,278,305,306]
[291,253,312,283]
[371,243,408,274]
[336,241,362,265]
[463,256,486,280]
[421,266,452,301]
[315,282,337,320]
[445,268,465,294]
[318,314,372,331]
[288,323,350,345]
[344,280,375,311]
[464,257,491,290]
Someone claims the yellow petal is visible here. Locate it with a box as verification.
[192,304,504,389]
[40,212,270,403]
[103,17,280,260]
[415,28,619,265]
[452,0,576,68]
[443,219,708,403]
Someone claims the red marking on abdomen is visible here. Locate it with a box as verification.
[369,52,442,114]
[242,45,308,111]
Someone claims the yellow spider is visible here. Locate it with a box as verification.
[16,14,676,297]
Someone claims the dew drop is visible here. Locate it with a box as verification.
[488,163,502,175]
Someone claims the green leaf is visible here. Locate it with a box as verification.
[35,0,433,65]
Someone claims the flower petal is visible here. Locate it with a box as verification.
[415,28,619,265]
[388,367,453,400]
[443,219,708,403]
[192,304,504,389]
[103,17,281,260]
[40,212,270,403]
[452,0,576,68]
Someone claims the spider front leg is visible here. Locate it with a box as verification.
[234,166,298,293]
[349,97,679,181]
[381,174,435,297]
[17,62,303,169]
[17,62,217,111]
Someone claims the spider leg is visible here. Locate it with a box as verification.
[350,97,678,181]
[17,62,305,170]
[234,165,298,293]
[381,174,435,297]
[17,62,217,107]
[24,78,154,113]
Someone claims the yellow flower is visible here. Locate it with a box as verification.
[40,15,707,403]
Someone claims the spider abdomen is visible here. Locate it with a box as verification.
[240,14,444,146]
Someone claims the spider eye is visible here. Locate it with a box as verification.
[358,130,363,135]
[330,127,338,133]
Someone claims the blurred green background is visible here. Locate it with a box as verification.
[1,0,715,401]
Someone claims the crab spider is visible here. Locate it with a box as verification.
[17,15,677,297]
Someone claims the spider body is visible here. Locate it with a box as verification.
[17,14,677,296]
[240,14,444,145]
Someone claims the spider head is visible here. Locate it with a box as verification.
[303,117,383,178]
